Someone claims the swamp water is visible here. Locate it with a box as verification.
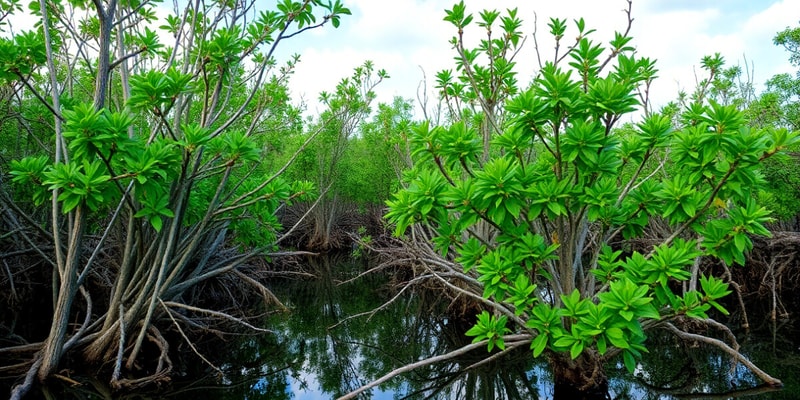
[5,254,799,399]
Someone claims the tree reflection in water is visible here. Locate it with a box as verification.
[261,252,547,399]
[225,254,797,400]
[11,254,798,399]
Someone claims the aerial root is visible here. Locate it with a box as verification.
[9,352,43,400]
[232,269,287,311]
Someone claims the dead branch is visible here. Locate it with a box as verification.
[160,299,222,376]
[663,322,782,387]
[161,301,273,333]
[328,274,423,330]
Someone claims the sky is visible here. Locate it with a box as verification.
[5,0,798,119]
[274,0,799,117]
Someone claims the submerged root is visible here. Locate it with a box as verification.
[111,326,172,391]
[160,300,222,376]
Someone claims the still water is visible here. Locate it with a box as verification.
[9,254,800,399]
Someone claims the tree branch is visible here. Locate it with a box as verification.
[337,334,531,400]
[663,322,782,387]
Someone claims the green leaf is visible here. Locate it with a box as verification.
[61,194,81,214]
[596,335,608,355]
[570,341,584,359]
[637,304,660,320]
[623,350,636,373]
[531,333,548,357]
[553,336,575,349]
[605,327,628,349]
[150,215,163,232]
[708,300,730,316]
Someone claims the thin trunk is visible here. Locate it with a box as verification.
[93,0,118,109]
[39,0,65,279]
[558,216,575,297]
[37,207,86,381]
[36,0,70,382]
[324,192,339,248]
[115,6,134,136]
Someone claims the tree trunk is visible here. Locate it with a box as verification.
[549,351,610,400]
[37,208,86,381]
[93,1,118,109]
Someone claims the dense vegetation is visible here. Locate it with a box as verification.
[0,0,353,397]
[1,0,799,399]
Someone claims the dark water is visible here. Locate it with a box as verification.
[4,254,799,399]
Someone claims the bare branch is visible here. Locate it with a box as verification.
[337,334,531,400]
[161,301,274,333]
[160,299,223,375]
[663,322,782,387]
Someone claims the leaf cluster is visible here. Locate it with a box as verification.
[386,3,799,372]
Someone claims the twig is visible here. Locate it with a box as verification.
[334,257,402,286]
[53,373,81,386]
[328,275,423,330]
[160,299,222,375]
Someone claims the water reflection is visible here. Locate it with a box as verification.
[230,254,798,400]
[257,253,553,399]
[6,254,798,399]
[165,253,553,400]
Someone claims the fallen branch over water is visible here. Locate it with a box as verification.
[338,334,532,400]
[663,322,783,387]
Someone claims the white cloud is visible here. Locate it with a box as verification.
[740,0,797,82]
[282,0,457,114]
[631,0,796,108]
[280,0,798,118]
